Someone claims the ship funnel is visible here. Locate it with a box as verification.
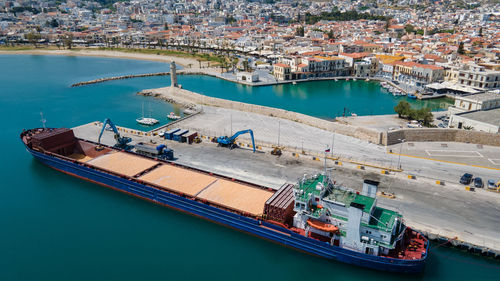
[362,180,379,198]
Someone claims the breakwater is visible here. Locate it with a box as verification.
[71,72,171,87]
[70,69,217,87]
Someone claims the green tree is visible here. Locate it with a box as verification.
[479,27,483,37]
[416,108,433,126]
[25,32,41,47]
[457,42,465,54]
[394,100,411,118]
[327,29,334,40]
[164,23,168,30]
[295,26,304,37]
[49,18,59,28]
[404,24,415,34]
[64,34,73,49]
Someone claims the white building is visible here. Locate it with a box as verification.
[449,108,500,133]
[236,72,259,82]
[448,91,500,115]
[457,65,500,90]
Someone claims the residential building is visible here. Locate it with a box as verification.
[457,65,500,90]
[273,63,291,81]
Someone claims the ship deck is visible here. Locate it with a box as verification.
[22,127,276,217]
[87,148,274,216]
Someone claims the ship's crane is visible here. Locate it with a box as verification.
[96,118,132,150]
[216,129,255,152]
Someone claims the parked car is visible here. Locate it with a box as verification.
[460,173,473,185]
[407,120,422,128]
[473,177,483,188]
[438,123,447,128]
[487,179,499,190]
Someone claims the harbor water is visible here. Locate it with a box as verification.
[0,55,498,280]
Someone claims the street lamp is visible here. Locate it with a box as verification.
[398,138,406,170]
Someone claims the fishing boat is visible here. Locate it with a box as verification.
[167,112,181,120]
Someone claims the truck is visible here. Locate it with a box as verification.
[135,142,174,160]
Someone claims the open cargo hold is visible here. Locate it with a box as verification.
[165,128,180,140]
[86,151,158,177]
[264,183,295,224]
[139,164,217,196]
[30,128,76,155]
[197,179,274,216]
[173,129,189,142]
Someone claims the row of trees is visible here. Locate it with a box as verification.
[305,8,390,24]
[404,24,454,36]
[394,101,434,126]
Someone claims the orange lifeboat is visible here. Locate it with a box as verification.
[307,219,339,233]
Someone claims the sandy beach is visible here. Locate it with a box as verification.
[0,48,202,68]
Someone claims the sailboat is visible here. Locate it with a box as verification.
[136,102,159,126]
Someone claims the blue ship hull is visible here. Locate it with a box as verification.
[24,146,427,273]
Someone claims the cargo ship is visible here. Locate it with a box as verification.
[21,127,428,273]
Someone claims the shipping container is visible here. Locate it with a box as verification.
[165,128,180,140]
[173,129,189,142]
[184,132,198,144]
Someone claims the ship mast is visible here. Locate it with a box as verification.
[40,112,46,129]
[324,145,330,184]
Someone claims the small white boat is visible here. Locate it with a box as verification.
[183,108,197,115]
[137,102,159,126]
[292,81,297,85]
[167,112,181,120]
[136,117,159,126]
[351,113,357,117]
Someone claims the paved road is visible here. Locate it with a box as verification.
[170,106,500,185]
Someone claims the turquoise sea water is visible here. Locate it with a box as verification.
[175,75,452,119]
[0,55,498,280]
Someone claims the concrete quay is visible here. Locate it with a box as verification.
[136,90,500,185]
[72,121,500,257]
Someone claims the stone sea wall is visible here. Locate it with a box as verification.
[384,128,500,147]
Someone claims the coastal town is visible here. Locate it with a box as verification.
[1,0,500,132]
[2,1,500,278]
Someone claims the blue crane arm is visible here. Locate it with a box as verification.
[98,118,121,144]
[228,129,252,142]
[248,130,255,153]
[228,129,255,153]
